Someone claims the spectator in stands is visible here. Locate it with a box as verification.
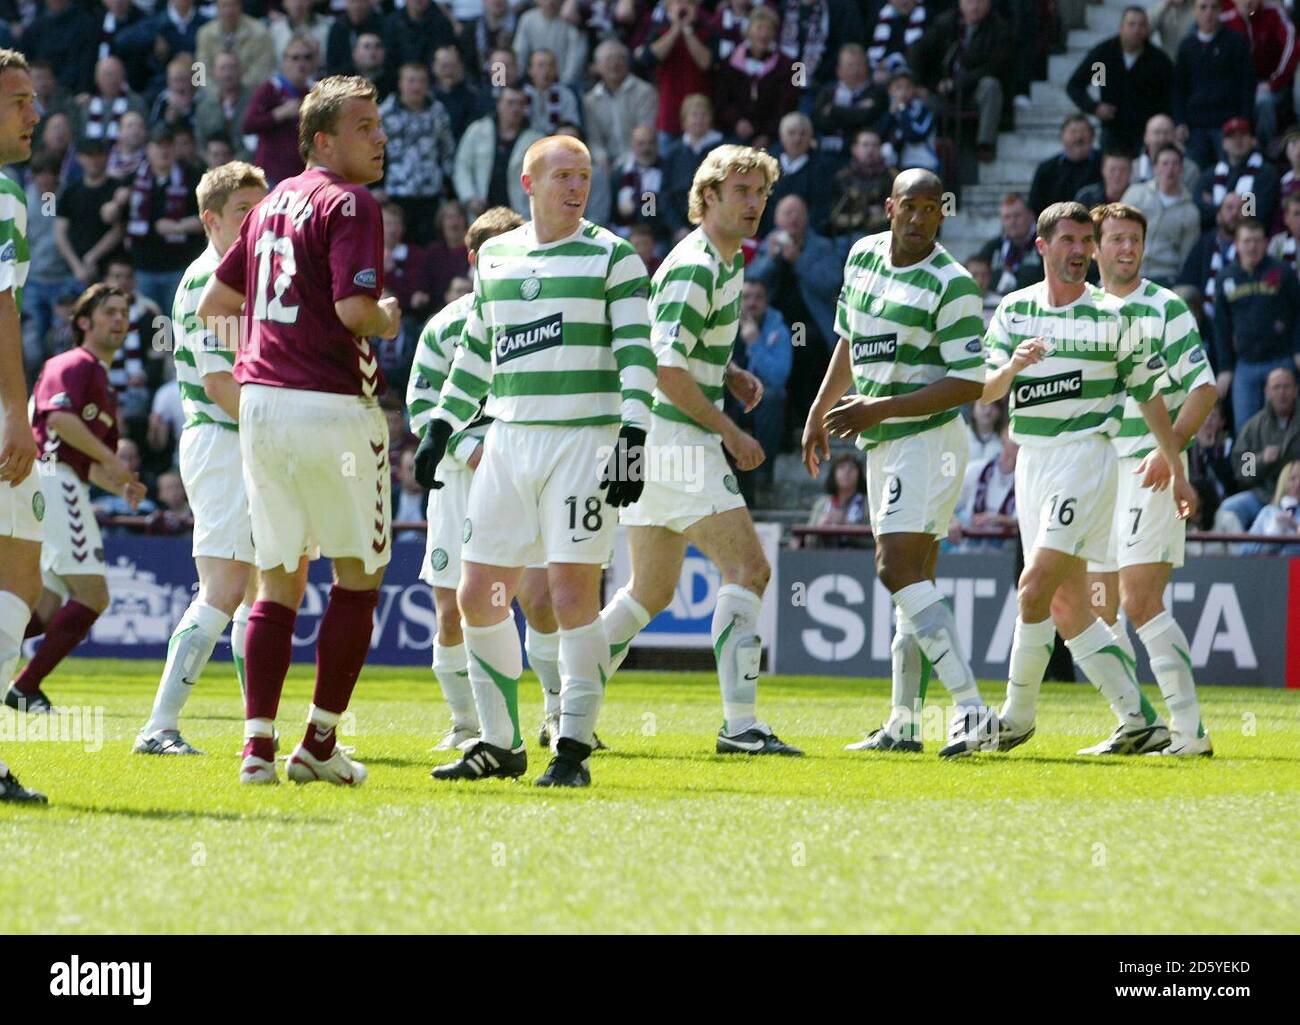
[196,0,276,91]
[378,62,456,244]
[965,398,1004,463]
[1188,399,1235,521]
[1150,0,1196,62]
[1192,118,1279,232]
[949,420,1017,550]
[203,132,234,170]
[910,0,1011,163]
[878,66,938,172]
[1065,6,1171,159]
[23,153,76,376]
[92,0,145,68]
[454,86,543,217]
[628,222,661,275]
[825,127,895,242]
[243,33,318,186]
[1029,115,1101,215]
[662,93,724,239]
[116,0,210,97]
[1177,189,1243,353]
[102,257,168,396]
[269,0,333,65]
[1269,193,1300,274]
[810,42,888,161]
[107,110,148,179]
[612,124,669,242]
[1277,127,1300,223]
[1171,0,1253,170]
[465,0,518,82]
[395,446,427,526]
[1217,366,1300,531]
[148,56,199,134]
[1120,143,1199,285]
[22,0,98,95]
[514,0,589,87]
[148,470,193,533]
[710,0,756,63]
[484,46,523,97]
[1132,112,1200,187]
[326,0,385,76]
[804,453,868,549]
[35,111,75,183]
[426,199,470,308]
[380,203,434,326]
[31,59,75,152]
[715,5,797,153]
[433,44,488,140]
[1215,218,1300,426]
[635,0,716,136]
[147,377,185,472]
[867,0,929,78]
[736,278,792,477]
[775,0,865,87]
[54,138,125,291]
[1076,149,1133,208]
[94,439,158,517]
[194,52,252,160]
[584,39,657,170]
[384,0,457,75]
[748,193,842,441]
[120,123,205,315]
[72,57,146,145]
[1220,0,1298,151]
[964,255,999,324]
[523,49,583,134]
[1243,459,1300,553]
[350,32,394,102]
[976,192,1044,297]
[763,111,833,235]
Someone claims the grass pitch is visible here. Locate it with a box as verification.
[1,659,1297,934]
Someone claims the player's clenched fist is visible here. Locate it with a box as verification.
[414,420,452,490]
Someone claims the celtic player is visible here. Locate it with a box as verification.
[981,201,1198,756]
[407,205,582,753]
[136,161,268,756]
[803,168,997,759]
[0,48,45,803]
[418,135,655,787]
[1084,203,1218,757]
[598,145,801,756]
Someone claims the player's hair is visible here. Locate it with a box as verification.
[688,144,780,225]
[298,74,377,162]
[465,206,524,255]
[1037,201,1092,241]
[0,48,30,77]
[1091,201,1147,242]
[196,160,267,218]
[1235,216,1267,238]
[71,283,127,347]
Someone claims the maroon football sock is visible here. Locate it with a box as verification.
[242,736,277,763]
[310,585,378,717]
[22,611,46,640]
[14,601,98,693]
[244,600,297,722]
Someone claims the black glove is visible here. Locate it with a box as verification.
[600,424,647,507]
[414,419,452,490]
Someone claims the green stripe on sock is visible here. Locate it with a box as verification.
[1138,690,1159,726]
[233,651,246,699]
[473,652,522,749]
[1101,644,1137,683]
[609,637,631,661]
[712,619,735,665]
[1174,644,1195,675]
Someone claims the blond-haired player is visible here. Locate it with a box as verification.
[599,145,803,755]
[135,161,268,756]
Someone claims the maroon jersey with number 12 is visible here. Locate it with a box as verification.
[31,347,120,484]
[215,166,387,398]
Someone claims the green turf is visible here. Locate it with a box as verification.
[1,659,1297,934]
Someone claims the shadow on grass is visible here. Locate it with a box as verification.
[55,803,341,825]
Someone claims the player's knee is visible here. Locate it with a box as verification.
[73,581,111,615]
[1121,591,1163,629]
[1017,573,1053,619]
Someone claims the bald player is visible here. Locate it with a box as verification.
[803,169,999,758]
[417,135,656,787]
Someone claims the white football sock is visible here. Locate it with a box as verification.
[887,606,926,740]
[433,639,477,732]
[144,600,230,736]
[1002,616,1056,729]
[464,616,523,750]
[1067,618,1155,729]
[713,584,762,734]
[525,624,562,717]
[1137,611,1204,739]
[231,602,251,701]
[599,587,650,676]
[558,618,609,748]
[892,581,983,708]
[0,590,30,689]
[1110,611,1137,669]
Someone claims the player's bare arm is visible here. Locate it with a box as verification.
[826,376,984,439]
[1136,381,1218,489]
[196,275,245,345]
[801,335,853,477]
[336,294,400,339]
[981,338,1045,403]
[45,411,133,489]
[723,362,763,412]
[202,370,241,421]
[657,366,764,470]
[0,288,36,485]
[1134,393,1199,518]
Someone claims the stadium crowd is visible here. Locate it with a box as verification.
[8,0,1300,549]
